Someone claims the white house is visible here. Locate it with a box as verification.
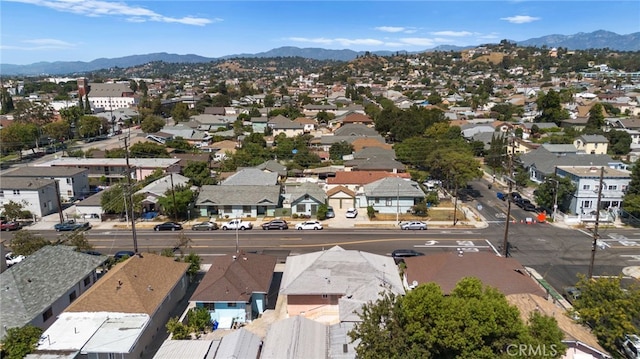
[0,178,59,218]
[556,166,630,217]
[87,83,137,112]
[2,167,90,202]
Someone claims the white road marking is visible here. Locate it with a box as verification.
[620,255,640,261]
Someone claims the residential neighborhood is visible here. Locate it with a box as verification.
[1,42,640,358]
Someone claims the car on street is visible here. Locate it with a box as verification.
[114,250,135,260]
[5,252,25,267]
[515,198,536,211]
[191,221,219,231]
[54,220,91,232]
[400,221,428,230]
[221,219,253,230]
[295,221,323,230]
[262,219,288,230]
[618,334,640,359]
[154,222,183,231]
[345,208,358,218]
[1,220,21,231]
[391,249,425,263]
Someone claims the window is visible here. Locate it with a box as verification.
[321,294,328,299]
[66,178,72,184]
[43,307,53,322]
[0,192,3,198]
[386,198,392,206]
[12,190,20,195]
[374,198,380,204]
[69,291,77,303]
[202,303,215,310]
[608,185,617,190]
[242,205,251,213]
[582,184,590,190]
[228,302,237,307]
[582,200,592,209]
[67,190,72,196]
[84,276,91,286]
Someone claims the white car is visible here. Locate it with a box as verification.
[346,208,358,218]
[6,252,25,267]
[295,221,323,230]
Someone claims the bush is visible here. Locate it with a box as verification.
[292,213,299,219]
[367,206,376,219]
[317,204,328,220]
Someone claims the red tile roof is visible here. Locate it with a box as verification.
[343,113,373,123]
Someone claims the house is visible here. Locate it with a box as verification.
[508,137,541,155]
[293,117,318,133]
[403,252,546,296]
[261,316,328,359]
[152,339,218,359]
[136,173,192,212]
[75,190,104,220]
[205,139,238,161]
[556,166,630,216]
[361,177,425,214]
[573,134,609,154]
[35,157,181,182]
[31,253,190,359]
[279,246,404,324]
[283,182,327,216]
[196,185,282,218]
[190,253,277,329]
[340,113,373,125]
[518,146,618,183]
[189,114,235,132]
[250,116,269,134]
[254,159,288,179]
[350,137,393,152]
[508,293,611,359]
[222,168,278,186]
[326,186,356,211]
[0,246,106,340]
[0,177,59,218]
[268,115,305,137]
[159,125,209,145]
[2,166,90,202]
[214,328,262,359]
[326,171,410,192]
[204,106,227,115]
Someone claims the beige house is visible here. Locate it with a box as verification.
[573,135,609,155]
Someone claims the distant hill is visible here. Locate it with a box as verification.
[517,30,640,51]
[1,30,637,76]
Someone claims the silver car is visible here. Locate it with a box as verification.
[400,221,428,230]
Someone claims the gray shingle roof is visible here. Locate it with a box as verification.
[222,168,278,186]
[519,147,614,176]
[0,246,107,339]
[3,167,88,177]
[577,134,609,143]
[333,124,379,137]
[0,177,56,190]
[254,160,287,177]
[196,185,281,206]
[285,182,327,204]
[364,177,424,197]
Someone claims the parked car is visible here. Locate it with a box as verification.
[82,250,104,256]
[325,206,335,218]
[262,219,288,230]
[295,221,323,230]
[191,221,219,231]
[391,249,424,263]
[5,252,25,267]
[400,221,428,230]
[154,222,183,231]
[496,192,506,201]
[114,250,135,260]
[1,220,21,231]
[54,220,91,232]
[221,219,253,230]
[618,334,640,359]
[346,208,358,218]
[563,286,581,303]
[509,192,523,202]
[515,198,536,211]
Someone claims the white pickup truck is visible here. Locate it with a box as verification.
[221,219,253,230]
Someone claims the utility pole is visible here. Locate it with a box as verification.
[122,136,139,253]
[54,180,64,224]
[502,154,513,257]
[170,172,178,221]
[396,183,400,224]
[588,167,605,279]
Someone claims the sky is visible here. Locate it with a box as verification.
[1,0,639,65]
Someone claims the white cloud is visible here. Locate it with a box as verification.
[6,0,216,26]
[478,33,500,39]
[500,15,540,24]
[399,37,437,47]
[0,38,77,50]
[375,26,406,33]
[430,31,472,37]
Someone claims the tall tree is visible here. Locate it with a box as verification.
[623,163,640,217]
[140,115,165,133]
[329,141,354,160]
[0,88,15,114]
[183,161,216,186]
[9,231,50,256]
[485,133,507,174]
[171,102,190,122]
[535,89,569,126]
[129,142,169,158]
[606,130,631,156]
[533,175,576,213]
[43,120,71,142]
[13,101,55,126]
[0,122,38,156]
[586,103,605,130]
[158,185,195,220]
[78,115,103,138]
[350,277,566,358]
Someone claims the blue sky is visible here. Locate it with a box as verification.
[1,1,639,65]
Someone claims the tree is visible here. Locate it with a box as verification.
[100,183,144,215]
[485,134,507,174]
[43,120,71,142]
[349,277,566,358]
[571,275,640,354]
[9,231,50,256]
[605,130,631,155]
[13,100,55,126]
[535,89,569,126]
[533,175,576,213]
[0,122,38,156]
[55,231,94,252]
[165,137,195,152]
[140,115,165,133]
[586,103,605,130]
[171,102,190,122]
[182,252,202,279]
[186,306,210,334]
[158,185,195,220]
[329,141,354,160]
[0,88,15,114]
[316,110,335,124]
[78,115,103,138]
[0,325,43,359]
[166,317,191,339]
[264,94,276,108]
[1,200,31,220]
[183,161,215,186]
[59,106,84,131]
[129,79,138,93]
[623,163,640,217]
[138,80,148,96]
[130,142,169,158]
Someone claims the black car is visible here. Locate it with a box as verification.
[154,222,183,231]
[391,249,425,263]
[515,198,536,211]
[262,219,288,230]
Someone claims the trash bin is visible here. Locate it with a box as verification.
[212,320,219,331]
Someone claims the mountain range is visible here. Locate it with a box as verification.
[1,30,638,76]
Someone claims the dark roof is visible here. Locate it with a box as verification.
[519,147,614,176]
[333,124,379,137]
[190,253,277,302]
[405,252,546,296]
[3,167,88,177]
[0,177,56,190]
